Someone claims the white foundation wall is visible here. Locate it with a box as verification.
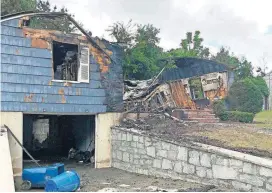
[0,126,15,192]
[111,127,272,192]
[0,112,23,176]
[95,112,122,168]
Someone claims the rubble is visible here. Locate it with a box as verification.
[124,79,159,100]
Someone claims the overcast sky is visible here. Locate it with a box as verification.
[51,0,272,71]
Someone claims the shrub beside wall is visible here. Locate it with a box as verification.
[219,111,254,123]
[212,100,254,123]
[228,79,263,114]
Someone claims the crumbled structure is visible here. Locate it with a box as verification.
[124,58,234,122]
[1,16,123,175]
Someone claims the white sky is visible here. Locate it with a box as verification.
[51,0,272,71]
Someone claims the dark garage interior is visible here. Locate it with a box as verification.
[23,114,95,165]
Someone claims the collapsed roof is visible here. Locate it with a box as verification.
[123,79,160,100]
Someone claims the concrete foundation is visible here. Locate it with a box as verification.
[111,127,272,192]
[0,112,23,176]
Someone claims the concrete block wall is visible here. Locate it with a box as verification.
[111,127,272,192]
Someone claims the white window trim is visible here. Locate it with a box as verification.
[51,80,81,84]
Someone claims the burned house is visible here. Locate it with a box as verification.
[124,58,234,121]
[1,15,123,175]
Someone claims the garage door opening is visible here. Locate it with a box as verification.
[23,114,95,167]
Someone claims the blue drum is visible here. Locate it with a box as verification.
[22,163,65,189]
[45,171,80,192]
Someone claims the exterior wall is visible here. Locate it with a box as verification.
[111,127,272,192]
[95,113,122,168]
[0,126,15,192]
[264,72,272,110]
[0,112,23,176]
[1,19,123,113]
[169,80,196,109]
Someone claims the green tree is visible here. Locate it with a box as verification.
[227,78,263,114]
[211,47,240,68]
[125,24,162,79]
[1,0,36,16]
[106,19,135,46]
[180,30,210,59]
[1,0,80,33]
[249,77,269,97]
[107,20,164,79]
[212,47,253,80]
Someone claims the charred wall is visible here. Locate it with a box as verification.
[1,19,123,113]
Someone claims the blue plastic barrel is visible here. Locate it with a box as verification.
[45,171,80,192]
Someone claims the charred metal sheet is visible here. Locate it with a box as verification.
[160,57,230,82]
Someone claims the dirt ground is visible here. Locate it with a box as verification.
[20,162,234,192]
[120,114,272,159]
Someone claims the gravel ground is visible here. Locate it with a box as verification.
[19,162,235,192]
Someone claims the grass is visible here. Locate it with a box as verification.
[254,111,272,129]
[189,111,272,153]
[191,129,272,153]
[254,111,272,123]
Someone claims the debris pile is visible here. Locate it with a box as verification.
[124,79,159,100]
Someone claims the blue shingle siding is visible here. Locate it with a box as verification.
[1,19,20,27]
[99,42,124,112]
[0,19,124,113]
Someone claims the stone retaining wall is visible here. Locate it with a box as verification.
[111,127,272,192]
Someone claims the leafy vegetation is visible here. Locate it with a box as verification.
[228,79,263,114]
[1,0,81,33]
[107,19,261,81]
[211,47,253,80]
[249,77,269,97]
[212,100,227,117]
[219,111,254,123]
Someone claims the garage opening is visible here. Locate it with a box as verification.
[23,114,95,167]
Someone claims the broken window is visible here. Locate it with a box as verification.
[160,92,167,102]
[189,78,204,100]
[53,41,89,83]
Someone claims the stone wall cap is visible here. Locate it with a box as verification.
[113,127,272,169]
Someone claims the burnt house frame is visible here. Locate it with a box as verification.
[1,12,124,175]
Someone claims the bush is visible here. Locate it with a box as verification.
[219,111,254,123]
[228,78,263,114]
[249,77,269,97]
[213,99,227,117]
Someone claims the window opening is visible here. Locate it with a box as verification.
[52,41,89,83]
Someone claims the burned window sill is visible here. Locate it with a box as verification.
[51,80,81,84]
